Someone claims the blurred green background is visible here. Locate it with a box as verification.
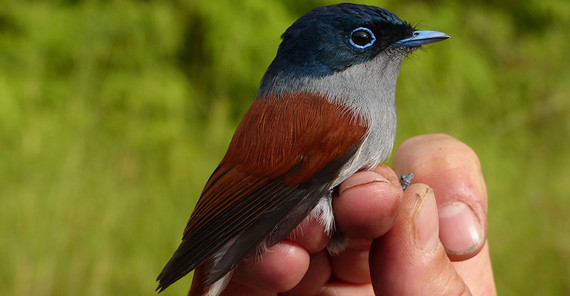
[1,0,569,295]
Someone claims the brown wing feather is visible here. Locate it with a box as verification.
[187,92,367,232]
[156,92,367,291]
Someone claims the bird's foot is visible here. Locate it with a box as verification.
[400,172,414,190]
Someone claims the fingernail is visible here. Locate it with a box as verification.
[438,201,483,255]
[414,188,440,253]
[338,171,389,195]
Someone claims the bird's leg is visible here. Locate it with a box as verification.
[400,172,414,190]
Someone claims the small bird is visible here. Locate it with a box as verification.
[157,3,448,295]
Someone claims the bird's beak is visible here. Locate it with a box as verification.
[395,30,450,48]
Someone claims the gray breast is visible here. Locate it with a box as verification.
[258,53,407,185]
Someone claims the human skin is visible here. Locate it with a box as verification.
[210,134,496,296]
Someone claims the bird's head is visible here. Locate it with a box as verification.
[258,3,449,98]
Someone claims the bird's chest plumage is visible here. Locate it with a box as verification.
[271,53,405,185]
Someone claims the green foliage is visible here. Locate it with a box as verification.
[0,0,568,295]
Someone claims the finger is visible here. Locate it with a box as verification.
[393,134,487,260]
[330,164,403,283]
[281,250,331,296]
[229,241,310,294]
[317,282,374,296]
[452,242,497,296]
[370,184,471,295]
[335,164,403,240]
[286,215,331,254]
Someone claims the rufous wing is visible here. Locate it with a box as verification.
[157,93,368,292]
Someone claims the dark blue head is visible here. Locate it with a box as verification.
[264,4,416,80]
[258,3,449,98]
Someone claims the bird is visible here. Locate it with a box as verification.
[157,3,449,295]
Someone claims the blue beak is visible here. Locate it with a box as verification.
[395,30,450,48]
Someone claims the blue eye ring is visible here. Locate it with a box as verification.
[350,27,376,49]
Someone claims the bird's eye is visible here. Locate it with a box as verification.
[350,27,376,49]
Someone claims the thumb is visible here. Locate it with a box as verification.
[369,184,471,295]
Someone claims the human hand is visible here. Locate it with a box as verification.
[214,134,495,295]
[372,134,496,295]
